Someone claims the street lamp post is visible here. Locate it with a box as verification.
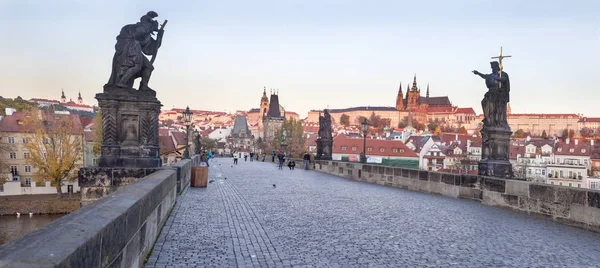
[360,118,369,163]
[183,106,192,159]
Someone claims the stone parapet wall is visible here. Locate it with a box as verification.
[0,168,181,267]
[314,160,600,233]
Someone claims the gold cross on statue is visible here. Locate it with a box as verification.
[491,46,511,77]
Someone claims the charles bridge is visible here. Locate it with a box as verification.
[1,158,600,267]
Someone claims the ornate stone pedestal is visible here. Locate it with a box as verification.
[316,139,332,160]
[96,85,162,168]
[478,126,514,177]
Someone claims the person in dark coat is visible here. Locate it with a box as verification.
[303,152,311,170]
[287,160,296,170]
[276,151,285,170]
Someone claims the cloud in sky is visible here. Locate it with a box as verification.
[1,0,599,118]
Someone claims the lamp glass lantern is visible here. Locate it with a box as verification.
[183,106,192,159]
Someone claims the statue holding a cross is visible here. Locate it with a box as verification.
[473,47,514,177]
[472,47,511,128]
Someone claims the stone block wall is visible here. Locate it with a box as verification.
[168,159,192,194]
[0,167,182,267]
[79,155,200,205]
[314,160,600,233]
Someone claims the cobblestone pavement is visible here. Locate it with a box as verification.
[146,158,600,268]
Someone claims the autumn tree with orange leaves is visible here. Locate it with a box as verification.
[22,111,83,197]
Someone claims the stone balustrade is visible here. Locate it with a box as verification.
[311,160,600,233]
[0,155,200,267]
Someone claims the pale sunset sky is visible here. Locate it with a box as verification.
[0,0,598,118]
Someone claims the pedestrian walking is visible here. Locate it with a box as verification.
[207,151,213,167]
[244,154,248,162]
[303,152,311,170]
[277,151,285,170]
[233,153,238,165]
[271,151,276,162]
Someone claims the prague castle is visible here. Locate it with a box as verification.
[307,75,477,130]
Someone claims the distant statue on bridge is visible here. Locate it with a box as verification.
[472,61,510,129]
[318,109,332,140]
[317,109,333,160]
[107,11,167,91]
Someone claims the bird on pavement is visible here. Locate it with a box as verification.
[272,184,276,188]
[209,180,215,183]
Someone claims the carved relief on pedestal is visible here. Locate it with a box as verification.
[120,114,140,146]
[140,105,160,146]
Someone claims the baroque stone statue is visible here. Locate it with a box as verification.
[472,61,510,129]
[194,132,202,155]
[316,109,333,160]
[472,48,514,177]
[318,110,333,140]
[106,11,166,91]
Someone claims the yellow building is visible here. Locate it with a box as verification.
[0,111,84,187]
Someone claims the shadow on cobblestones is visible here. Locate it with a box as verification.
[146,158,600,268]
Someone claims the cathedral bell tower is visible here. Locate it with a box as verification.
[406,74,421,110]
[395,82,404,110]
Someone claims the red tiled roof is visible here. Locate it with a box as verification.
[591,144,600,160]
[79,117,93,128]
[159,136,177,154]
[456,107,476,114]
[303,126,319,133]
[0,112,83,134]
[62,101,92,109]
[554,141,591,156]
[159,128,169,136]
[171,132,187,146]
[332,134,418,158]
[510,145,525,160]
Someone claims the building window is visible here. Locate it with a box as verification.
[341,146,347,151]
[367,148,372,152]
[592,182,599,189]
[9,152,16,159]
[542,170,546,175]
[380,148,385,152]
[22,137,28,144]
[569,148,574,153]
[351,147,357,151]
[393,148,398,153]
[10,166,18,176]
[551,181,554,185]
[25,178,31,185]
[24,152,30,159]
[569,183,572,187]
[400,149,404,153]
[25,166,31,173]
[557,148,562,152]
[578,184,581,188]
[8,137,15,143]
[582,149,586,153]
[559,182,563,186]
